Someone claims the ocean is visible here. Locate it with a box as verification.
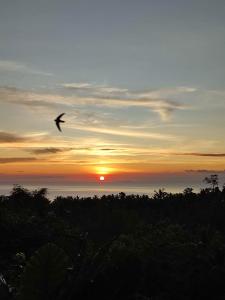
[0,183,203,200]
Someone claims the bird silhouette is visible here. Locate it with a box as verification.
[55,113,65,132]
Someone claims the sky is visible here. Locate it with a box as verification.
[0,0,225,188]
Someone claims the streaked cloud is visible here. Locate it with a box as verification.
[175,152,225,157]
[0,87,65,110]
[0,131,28,143]
[0,131,50,145]
[0,60,52,76]
[68,124,177,141]
[29,147,72,155]
[62,82,193,121]
[100,148,118,151]
[0,84,189,121]
[62,82,129,97]
[0,157,38,164]
[62,82,196,98]
[186,169,225,173]
[137,86,197,99]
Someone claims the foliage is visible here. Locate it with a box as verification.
[203,174,219,191]
[0,274,11,300]
[19,243,70,300]
[1,182,225,299]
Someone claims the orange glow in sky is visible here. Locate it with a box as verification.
[1,1,225,189]
[95,166,114,175]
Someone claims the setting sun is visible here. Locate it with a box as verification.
[99,176,105,181]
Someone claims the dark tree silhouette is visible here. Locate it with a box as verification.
[203,174,219,191]
[1,178,225,300]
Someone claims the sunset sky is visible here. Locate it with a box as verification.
[0,0,225,187]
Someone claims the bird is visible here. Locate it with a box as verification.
[54,113,65,132]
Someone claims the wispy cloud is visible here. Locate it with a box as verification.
[0,86,188,142]
[29,147,73,155]
[136,86,197,99]
[175,152,225,157]
[186,169,225,173]
[0,131,53,149]
[62,82,193,121]
[0,87,65,110]
[62,82,129,97]
[0,84,190,121]
[0,60,52,76]
[0,157,38,164]
[100,148,119,151]
[68,124,177,141]
[62,82,196,98]
[0,131,28,143]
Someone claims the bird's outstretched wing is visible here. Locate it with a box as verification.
[55,113,65,122]
[56,122,62,132]
[54,113,65,132]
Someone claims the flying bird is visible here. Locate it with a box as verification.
[55,113,65,132]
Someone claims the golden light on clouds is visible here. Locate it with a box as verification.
[95,166,114,175]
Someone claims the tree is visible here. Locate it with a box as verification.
[32,188,50,215]
[19,243,70,300]
[0,275,11,300]
[153,189,168,200]
[183,187,194,195]
[203,174,219,191]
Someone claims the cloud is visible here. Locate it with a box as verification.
[0,157,37,164]
[63,83,92,89]
[62,82,129,97]
[185,169,225,173]
[0,60,52,76]
[0,84,190,122]
[137,86,197,99]
[61,83,190,121]
[0,131,50,146]
[100,148,118,151]
[0,86,183,141]
[176,152,225,157]
[0,131,28,143]
[62,82,196,98]
[141,99,184,121]
[29,147,72,155]
[0,87,65,110]
[68,124,177,141]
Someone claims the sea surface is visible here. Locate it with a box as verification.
[0,183,203,200]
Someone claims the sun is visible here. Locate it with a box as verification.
[95,165,114,182]
[99,176,105,181]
